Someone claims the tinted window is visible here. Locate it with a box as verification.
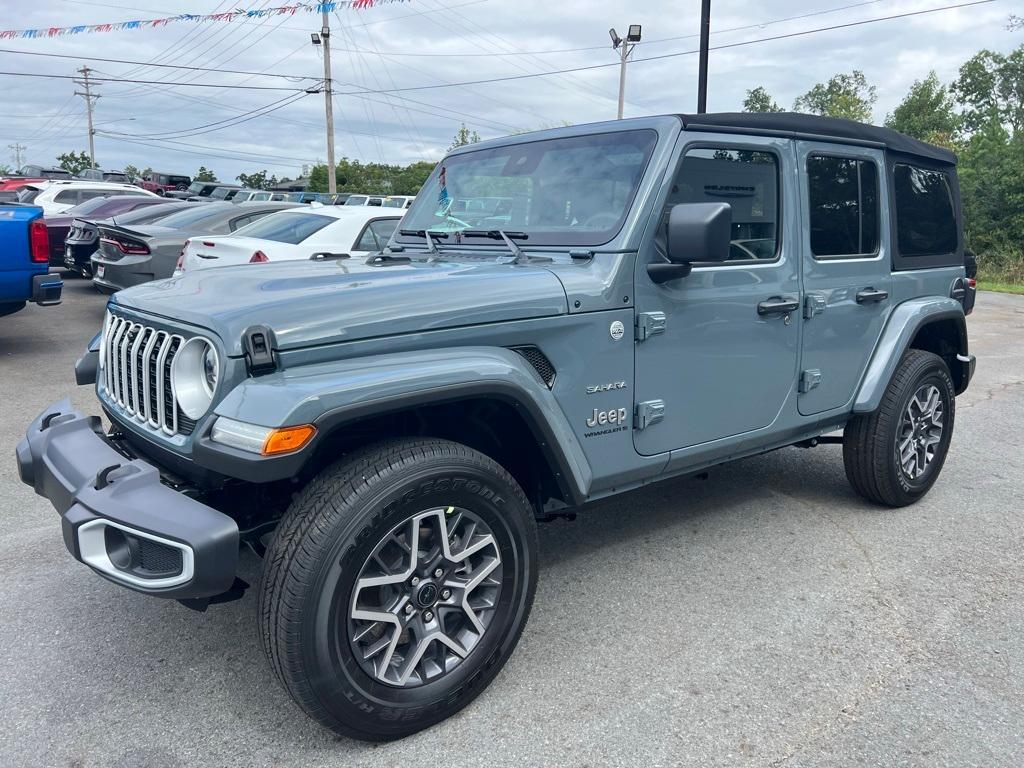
[354,218,400,251]
[400,130,658,246]
[17,187,40,203]
[232,212,335,244]
[807,156,879,257]
[54,189,81,203]
[663,147,780,261]
[345,196,368,206]
[893,164,956,257]
[154,205,232,229]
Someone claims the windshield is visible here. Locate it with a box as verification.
[233,211,335,244]
[17,187,40,203]
[153,204,230,229]
[345,195,367,206]
[398,130,657,246]
[211,187,234,199]
[383,197,407,208]
[186,182,208,194]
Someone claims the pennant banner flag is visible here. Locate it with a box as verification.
[0,2,409,41]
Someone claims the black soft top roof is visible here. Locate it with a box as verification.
[677,112,956,165]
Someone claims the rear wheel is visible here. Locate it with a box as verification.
[258,438,538,741]
[843,349,955,507]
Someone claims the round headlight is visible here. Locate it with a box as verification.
[171,337,219,419]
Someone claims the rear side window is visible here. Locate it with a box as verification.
[893,164,956,257]
[807,155,879,258]
[354,218,400,251]
[54,189,81,203]
[232,212,335,244]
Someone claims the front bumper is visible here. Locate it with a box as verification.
[16,399,239,599]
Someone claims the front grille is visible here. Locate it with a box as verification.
[102,314,194,436]
[509,345,556,388]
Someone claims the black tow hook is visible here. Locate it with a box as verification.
[94,464,122,490]
[178,578,250,612]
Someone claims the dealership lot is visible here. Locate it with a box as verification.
[1,283,1022,767]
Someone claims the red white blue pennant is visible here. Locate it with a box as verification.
[0,2,410,41]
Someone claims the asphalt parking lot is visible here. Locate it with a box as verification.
[1,280,1022,768]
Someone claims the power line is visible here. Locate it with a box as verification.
[0,71,310,91]
[324,0,998,96]
[0,46,318,81]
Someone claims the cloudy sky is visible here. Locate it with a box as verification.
[0,0,1018,182]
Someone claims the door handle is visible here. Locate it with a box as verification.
[757,296,800,316]
[855,288,888,304]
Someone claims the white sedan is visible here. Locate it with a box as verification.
[176,205,403,273]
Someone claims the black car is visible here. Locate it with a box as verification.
[64,201,190,277]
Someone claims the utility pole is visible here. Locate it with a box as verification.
[73,66,99,168]
[609,25,642,120]
[316,11,337,195]
[697,0,712,114]
[8,142,25,170]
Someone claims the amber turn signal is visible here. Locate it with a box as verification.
[261,424,316,456]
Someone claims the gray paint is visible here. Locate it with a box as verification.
[91,115,971,504]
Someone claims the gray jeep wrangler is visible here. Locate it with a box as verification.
[17,113,975,741]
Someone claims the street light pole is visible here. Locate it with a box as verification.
[610,25,642,120]
[320,11,337,194]
[697,0,712,114]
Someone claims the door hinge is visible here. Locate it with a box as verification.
[634,399,666,430]
[635,311,667,341]
[799,369,822,393]
[804,294,826,320]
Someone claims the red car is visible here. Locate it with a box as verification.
[137,172,192,196]
[0,176,45,192]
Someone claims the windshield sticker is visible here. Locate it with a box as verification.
[436,166,450,216]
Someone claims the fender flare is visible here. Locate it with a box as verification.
[199,346,591,504]
[852,297,967,414]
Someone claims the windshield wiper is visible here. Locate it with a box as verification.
[398,228,451,261]
[460,230,548,264]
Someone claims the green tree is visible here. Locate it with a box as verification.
[743,86,783,113]
[236,170,278,190]
[307,158,437,195]
[448,123,481,151]
[122,164,141,182]
[57,150,94,175]
[194,166,217,182]
[793,70,876,122]
[0,163,12,176]
[952,47,1024,134]
[141,167,153,181]
[884,72,961,145]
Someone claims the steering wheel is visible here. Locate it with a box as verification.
[583,211,620,229]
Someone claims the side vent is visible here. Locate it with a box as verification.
[508,345,556,388]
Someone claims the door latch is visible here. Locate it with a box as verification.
[804,294,826,320]
[634,399,666,430]
[635,312,667,341]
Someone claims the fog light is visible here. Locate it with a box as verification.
[104,526,140,571]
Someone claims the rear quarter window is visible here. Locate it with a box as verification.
[893,164,957,257]
[232,212,335,244]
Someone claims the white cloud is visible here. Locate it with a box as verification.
[0,0,1017,180]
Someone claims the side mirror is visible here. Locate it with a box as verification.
[648,202,732,284]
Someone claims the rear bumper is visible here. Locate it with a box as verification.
[16,399,239,599]
[31,273,62,306]
[956,353,976,395]
[91,255,154,293]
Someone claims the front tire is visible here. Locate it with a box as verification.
[258,438,538,741]
[843,349,956,507]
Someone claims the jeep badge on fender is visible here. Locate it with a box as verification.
[18,112,974,742]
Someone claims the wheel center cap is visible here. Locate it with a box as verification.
[414,582,439,608]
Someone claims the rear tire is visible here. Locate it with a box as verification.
[258,438,538,741]
[843,349,955,507]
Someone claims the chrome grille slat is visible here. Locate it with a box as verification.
[99,313,192,437]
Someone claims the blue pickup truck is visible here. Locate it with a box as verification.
[0,204,63,317]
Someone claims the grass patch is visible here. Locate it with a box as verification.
[977,281,1024,295]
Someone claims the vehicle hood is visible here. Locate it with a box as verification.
[112,258,569,355]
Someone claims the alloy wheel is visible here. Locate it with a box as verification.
[897,384,944,480]
[348,507,503,688]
